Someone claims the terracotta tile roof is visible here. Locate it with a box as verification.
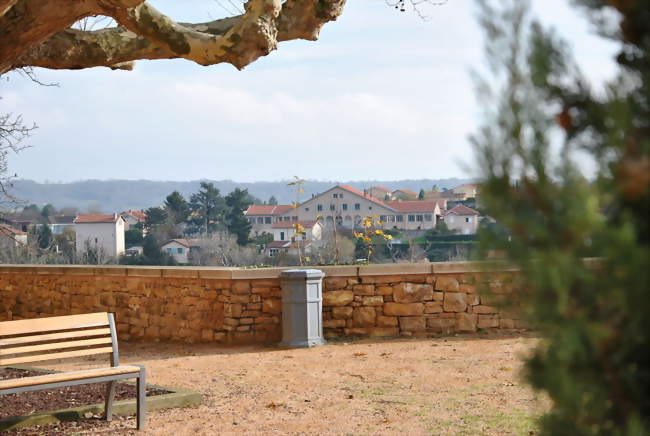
[444,205,480,216]
[245,205,293,216]
[0,224,26,236]
[392,189,417,196]
[385,200,443,213]
[266,241,292,249]
[337,185,394,210]
[272,220,319,229]
[122,210,147,221]
[74,214,121,224]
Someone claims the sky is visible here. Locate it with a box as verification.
[1,0,620,183]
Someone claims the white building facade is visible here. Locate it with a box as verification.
[74,214,125,257]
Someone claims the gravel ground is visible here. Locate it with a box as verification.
[6,333,547,435]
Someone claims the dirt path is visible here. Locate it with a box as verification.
[11,334,546,435]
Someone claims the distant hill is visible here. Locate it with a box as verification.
[5,178,475,213]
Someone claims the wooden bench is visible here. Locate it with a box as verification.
[0,312,146,430]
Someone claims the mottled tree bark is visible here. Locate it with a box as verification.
[0,0,346,74]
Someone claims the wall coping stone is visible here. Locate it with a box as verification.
[0,261,518,279]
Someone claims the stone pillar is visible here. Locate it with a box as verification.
[279,269,326,348]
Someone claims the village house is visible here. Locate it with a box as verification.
[160,238,199,264]
[121,210,147,230]
[244,204,293,236]
[452,183,481,199]
[0,224,27,250]
[245,185,445,233]
[391,189,418,200]
[73,214,125,257]
[367,186,391,200]
[265,220,322,257]
[443,205,480,234]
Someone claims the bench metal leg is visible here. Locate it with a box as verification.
[136,366,146,430]
[105,380,116,421]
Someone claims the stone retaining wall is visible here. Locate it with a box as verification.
[0,262,523,344]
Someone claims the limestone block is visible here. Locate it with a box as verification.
[247,303,262,311]
[262,298,282,314]
[499,318,516,329]
[399,316,426,331]
[426,316,456,331]
[353,284,375,295]
[344,328,368,336]
[383,302,424,316]
[324,277,348,289]
[230,294,250,304]
[323,290,354,307]
[232,281,251,294]
[362,296,384,306]
[241,310,262,318]
[376,286,393,295]
[377,315,398,327]
[201,329,214,341]
[224,304,243,318]
[456,313,477,332]
[443,292,467,312]
[236,325,251,332]
[240,317,254,325]
[424,302,443,313]
[369,327,399,337]
[353,307,376,327]
[459,284,476,293]
[393,283,433,303]
[435,276,460,292]
[477,315,500,329]
[332,307,353,319]
[473,305,497,314]
[324,319,346,328]
[433,292,444,301]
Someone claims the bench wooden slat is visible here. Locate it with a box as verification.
[0,313,109,336]
[0,365,141,391]
[1,337,113,356]
[0,346,114,365]
[0,328,111,346]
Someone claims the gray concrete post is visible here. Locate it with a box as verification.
[279,269,326,348]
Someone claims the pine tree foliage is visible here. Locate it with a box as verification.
[473,1,649,434]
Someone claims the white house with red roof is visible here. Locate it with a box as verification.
[246,185,447,233]
[74,214,125,257]
[265,220,323,257]
[244,204,293,236]
[443,205,480,234]
[121,209,147,230]
[452,183,481,199]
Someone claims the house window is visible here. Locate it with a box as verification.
[424,214,433,222]
[305,207,310,211]
[302,234,307,240]
[416,215,423,222]
[330,204,335,211]
[317,204,323,211]
[257,217,264,224]
[408,215,415,222]
[265,217,272,224]
[177,248,184,254]
[269,248,278,257]
[342,203,348,211]
[166,248,173,254]
[280,231,285,241]
[354,203,360,210]
[283,216,291,221]
[465,217,472,223]
[94,238,98,244]
[292,216,298,221]
[333,193,338,198]
[396,215,404,222]
[379,215,387,222]
[368,206,373,210]
[336,216,342,225]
